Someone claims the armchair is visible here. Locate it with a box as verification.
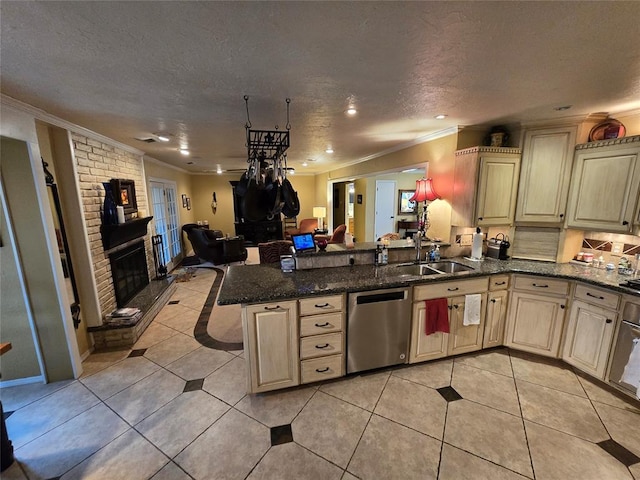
[182,224,247,265]
[284,218,318,240]
[315,224,347,244]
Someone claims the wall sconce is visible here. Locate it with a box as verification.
[313,206,327,231]
[409,178,440,239]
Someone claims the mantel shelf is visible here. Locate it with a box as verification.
[100,216,153,251]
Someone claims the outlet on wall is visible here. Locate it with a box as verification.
[612,242,624,256]
[460,234,473,246]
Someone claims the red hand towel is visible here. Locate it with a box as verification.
[425,298,450,335]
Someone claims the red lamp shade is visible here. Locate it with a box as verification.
[409,178,440,203]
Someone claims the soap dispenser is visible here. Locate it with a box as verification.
[433,245,441,262]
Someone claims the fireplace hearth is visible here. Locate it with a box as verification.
[109,241,149,307]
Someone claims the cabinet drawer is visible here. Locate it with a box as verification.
[489,275,510,291]
[300,332,343,360]
[299,294,343,316]
[300,312,343,337]
[301,354,343,383]
[574,283,620,310]
[513,275,569,296]
[414,277,489,301]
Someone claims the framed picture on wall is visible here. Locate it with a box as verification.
[398,190,416,214]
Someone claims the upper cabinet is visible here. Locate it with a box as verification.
[565,136,640,234]
[516,126,577,224]
[451,147,521,227]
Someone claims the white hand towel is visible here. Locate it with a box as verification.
[463,294,481,326]
[621,338,640,400]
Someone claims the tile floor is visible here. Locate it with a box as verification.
[2,266,640,480]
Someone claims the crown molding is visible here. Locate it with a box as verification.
[1,94,145,156]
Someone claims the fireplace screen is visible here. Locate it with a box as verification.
[109,241,149,307]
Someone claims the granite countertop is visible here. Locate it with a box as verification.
[295,239,450,256]
[218,257,640,305]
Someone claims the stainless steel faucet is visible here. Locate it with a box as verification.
[414,233,422,262]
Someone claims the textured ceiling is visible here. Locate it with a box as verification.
[1,1,639,174]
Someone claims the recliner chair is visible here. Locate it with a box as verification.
[182,224,247,265]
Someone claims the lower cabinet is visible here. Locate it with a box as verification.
[243,300,299,393]
[505,291,567,357]
[562,285,619,379]
[484,289,508,348]
[410,278,488,363]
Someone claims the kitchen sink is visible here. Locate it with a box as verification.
[425,261,475,273]
[393,264,441,276]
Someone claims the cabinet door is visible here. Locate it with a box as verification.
[566,146,640,233]
[484,290,508,348]
[243,301,299,393]
[476,155,520,226]
[516,127,576,223]
[505,291,566,357]
[448,294,486,355]
[562,300,616,379]
[409,301,448,363]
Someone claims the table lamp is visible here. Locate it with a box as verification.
[409,178,440,239]
[313,206,327,231]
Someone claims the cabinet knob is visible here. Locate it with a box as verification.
[606,319,613,324]
[623,221,629,226]
[560,305,565,309]
[491,299,497,303]
[478,217,483,221]
[559,213,564,219]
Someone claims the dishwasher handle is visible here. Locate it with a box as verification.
[355,290,407,305]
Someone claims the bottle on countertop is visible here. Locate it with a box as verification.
[381,244,389,265]
[375,244,383,265]
[433,245,441,262]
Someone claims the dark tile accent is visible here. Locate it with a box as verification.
[128,348,147,357]
[583,239,611,251]
[624,244,640,256]
[3,410,14,421]
[45,477,61,480]
[597,439,640,467]
[168,300,180,305]
[437,386,463,402]
[270,424,294,446]
[183,378,204,392]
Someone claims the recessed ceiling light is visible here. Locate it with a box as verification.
[434,114,447,120]
[216,166,223,174]
[326,147,334,154]
[180,148,190,156]
[554,105,572,111]
[302,161,308,167]
[346,107,357,115]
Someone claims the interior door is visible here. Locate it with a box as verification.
[150,180,181,271]
[374,180,396,240]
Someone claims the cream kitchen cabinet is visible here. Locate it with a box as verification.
[298,294,345,384]
[566,136,640,233]
[516,126,577,224]
[452,147,521,227]
[505,275,569,358]
[410,277,488,363]
[483,275,510,348]
[243,300,299,393]
[562,284,620,379]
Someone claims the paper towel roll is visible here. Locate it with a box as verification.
[116,205,125,224]
[471,231,483,259]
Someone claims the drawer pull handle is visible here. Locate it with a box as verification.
[586,292,605,300]
[315,322,331,327]
[447,287,459,292]
[606,319,613,324]
[494,281,506,286]
[264,305,281,310]
[532,284,548,288]
[315,343,330,349]
[316,367,330,373]
[315,303,331,308]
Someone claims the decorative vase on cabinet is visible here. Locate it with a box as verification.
[102,182,118,225]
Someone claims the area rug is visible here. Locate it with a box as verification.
[193,266,244,351]
[173,267,197,282]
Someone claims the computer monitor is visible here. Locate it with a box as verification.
[291,233,316,253]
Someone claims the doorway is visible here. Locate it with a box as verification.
[149,180,181,271]
[374,180,396,240]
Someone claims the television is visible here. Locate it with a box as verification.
[291,233,316,253]
[110,178,138,215]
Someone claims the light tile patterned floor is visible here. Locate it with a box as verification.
[2,266,640,480]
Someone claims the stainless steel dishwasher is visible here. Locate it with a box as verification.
[609,300,640,396]
[347,287,412,374]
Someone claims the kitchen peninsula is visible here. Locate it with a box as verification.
[219,252,640,400]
